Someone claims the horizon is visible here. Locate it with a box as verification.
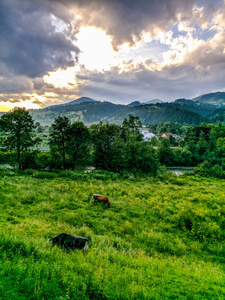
[0,90,225,113]
[0,0,224,112]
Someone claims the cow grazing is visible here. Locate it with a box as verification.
[93,194,110,208]
[51,233,89,251]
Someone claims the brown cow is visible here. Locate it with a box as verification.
[93,194,110,208]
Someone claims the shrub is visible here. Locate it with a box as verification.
[32,171,58,179]
[193,161,225,178]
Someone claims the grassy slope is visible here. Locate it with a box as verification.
[0,170,225,299]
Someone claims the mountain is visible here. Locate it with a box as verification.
[144,99,164,104]
[169,98,216,116]
[64,97,97,105]
[29,92,225,126]
[128,101,142,107]
[45,97,97,110]
[30,100,208,126]
[191,92,225,106]
[127,99,164,107]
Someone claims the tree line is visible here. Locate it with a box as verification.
[1,107,225,177]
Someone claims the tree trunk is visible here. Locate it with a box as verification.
[17,131,21,170]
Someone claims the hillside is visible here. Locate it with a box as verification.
[1,170,225,299]
[145,99,164,104]
[192,92,225,106]
[30,101,208,126]
[162,99,216,116]
[116,104,208,125]
[45,97,98,109]
[1,92,224,126]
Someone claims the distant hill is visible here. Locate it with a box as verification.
[168,99,216,116]
[144,99,164,104]
[191,92,225,106]
[45,97,97,110]
[28,92,225,126]
[30,100,208,126]
[128,101,142,107]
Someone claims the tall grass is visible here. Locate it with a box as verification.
[0,169,225,299]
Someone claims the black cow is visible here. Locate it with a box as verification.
[51,233,89,251]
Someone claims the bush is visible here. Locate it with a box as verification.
[193,161,225,178]
[32,171,58,179]
[0,150,16,166]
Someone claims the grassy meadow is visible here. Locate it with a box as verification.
[0,169,225,299]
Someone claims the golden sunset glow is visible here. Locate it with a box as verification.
[0,99,40,112]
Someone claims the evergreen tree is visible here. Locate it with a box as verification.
[157,138,175,166]
[0,107,38,170]
[121,114,143,142]
[49,115,70,169]
[67,121,90,170]
[90,121,121,170]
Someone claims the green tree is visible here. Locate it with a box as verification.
[90,121,121,170]
[125,141,159,174]
[67,121,90,170]
[0,107,38,170]
[49,115,70,170]
[150,136,158,146]
[121,114,143,142]
[157,138,175,166]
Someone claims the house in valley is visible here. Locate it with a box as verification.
[161,132,181,139]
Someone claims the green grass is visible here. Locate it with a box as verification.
[0,169,225,299]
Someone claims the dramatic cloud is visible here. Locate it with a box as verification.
[0,0,79,78]
[64,0,199,48]
[0,0,224,110]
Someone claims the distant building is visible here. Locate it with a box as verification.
[162,132,181,139]
[141,129,158,141]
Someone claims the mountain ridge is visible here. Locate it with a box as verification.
[45,97,98,110]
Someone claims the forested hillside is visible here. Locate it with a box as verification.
[30,101,208,126]
[25,92,225,126]
[192,92,225,105]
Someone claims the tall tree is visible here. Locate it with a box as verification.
[49,115,70,169]
[90,121,121,170]
[0,107,38,170]
[67,121,90,170]
[121,114,143,142]
[157,138,175,166]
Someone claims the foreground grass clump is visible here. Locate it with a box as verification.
[0,170,225,299]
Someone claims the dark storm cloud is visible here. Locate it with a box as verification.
[51,0,199,48]
[0,0,79,78]
[0,75,34,94]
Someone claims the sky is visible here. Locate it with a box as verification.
[0,0,225,111]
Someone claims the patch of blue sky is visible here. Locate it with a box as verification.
[196,0,223,9]
[119,39,170,63]
[193,24,217,40]
[168,23,216,41]
[168,24,187,38]
[138,40,170,60]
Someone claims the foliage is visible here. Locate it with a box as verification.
[121,114,143,142]
[193,161,225,178]
[90,121,121,170]
[66,121,90,170]
[0,107,39,170]
[2,113,225,174]
[157,138,175,166]
[30,98,212,127]
[49,115,71,170]
[148,121,191,135]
